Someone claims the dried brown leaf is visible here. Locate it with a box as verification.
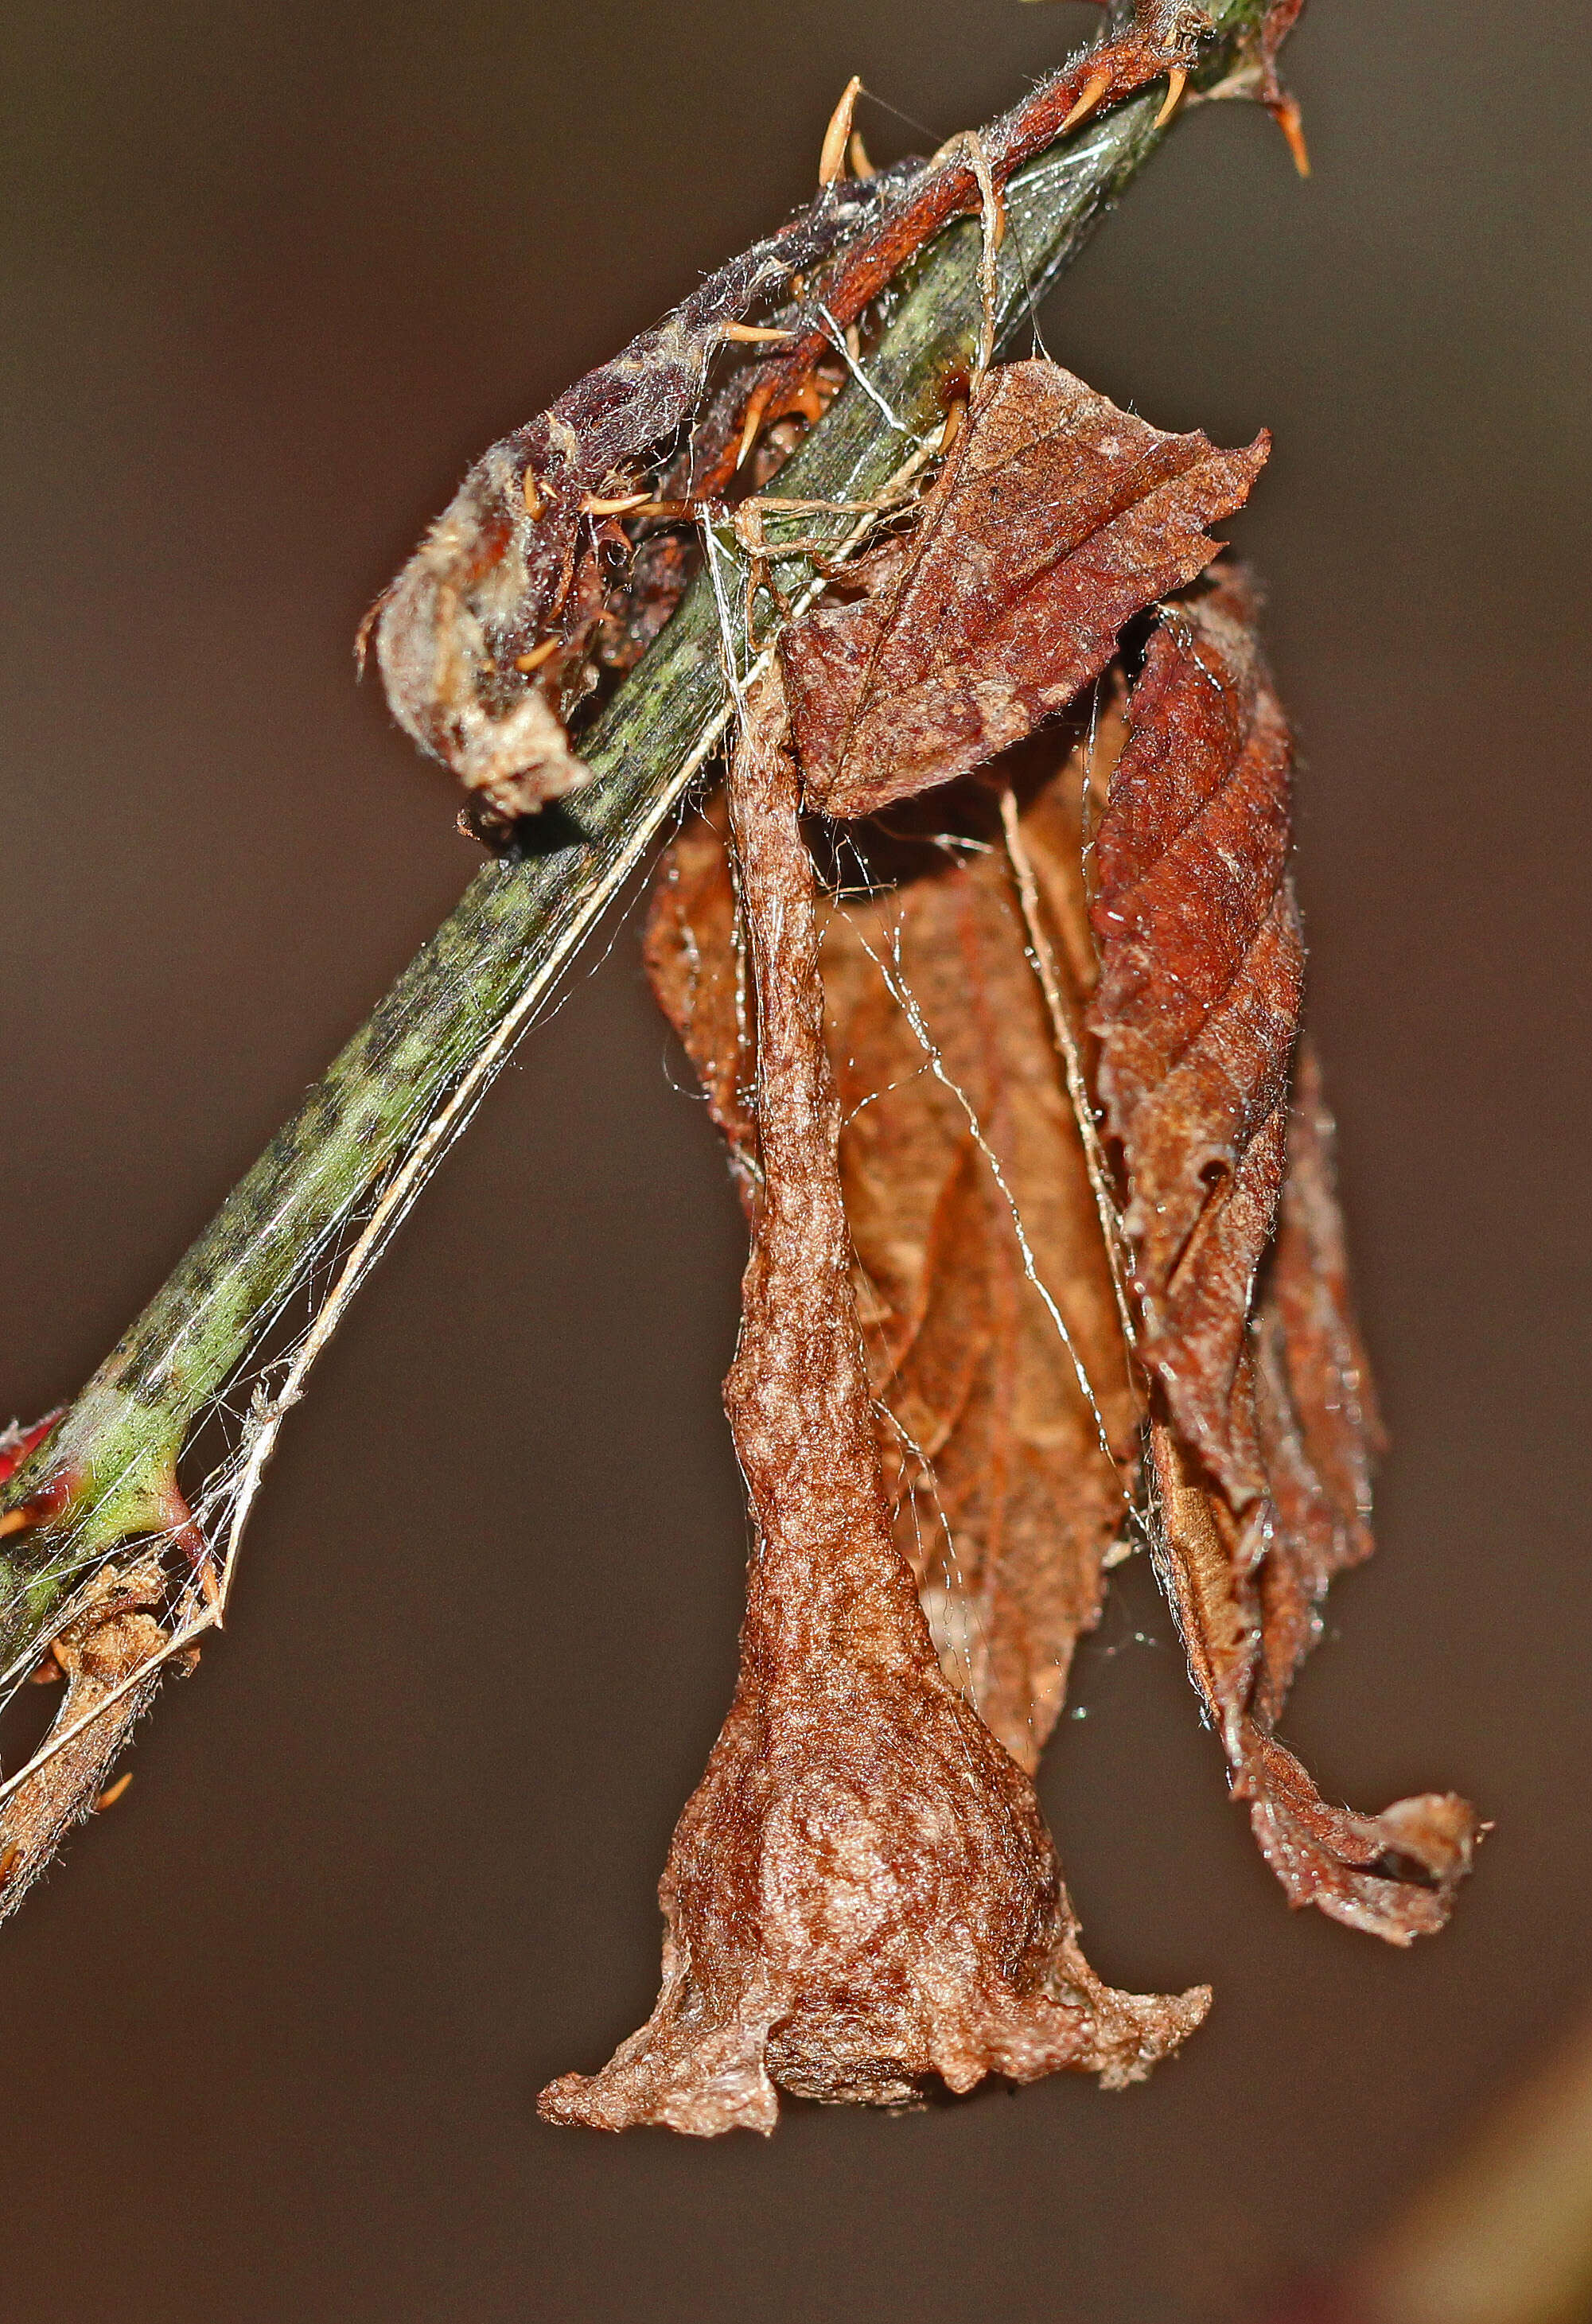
[646,722,1138,1774]
[784,360,1267,819]
[818,755,1139,1772]
[1091,572,1299,1506]
[551,673,1206,2132]
[1092,582,1478,1940]
[1150,1419,1477,1941]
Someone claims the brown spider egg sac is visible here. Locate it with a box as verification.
[539,672,1208,2135]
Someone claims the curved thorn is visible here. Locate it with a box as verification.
[1155,65,1188,128]
[1061,68,1111,133]
[818,75,862,187]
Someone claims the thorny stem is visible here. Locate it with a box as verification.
[0,0,1280,1690]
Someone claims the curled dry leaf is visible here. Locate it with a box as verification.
[784,359,1267,818]
[1259,0,1307,88]
[1151,1423,1477,1942]
[546,672,1206,2134]
[626,343,1474,2140]
[645,724,1139,1775]
[1091,574,1300,1512]
[1092,584,1478,1939]
[819,766,1140,1774]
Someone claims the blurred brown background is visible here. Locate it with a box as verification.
[1,3,1586,2318]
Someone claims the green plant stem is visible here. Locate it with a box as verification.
[0,0,1275,1678]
